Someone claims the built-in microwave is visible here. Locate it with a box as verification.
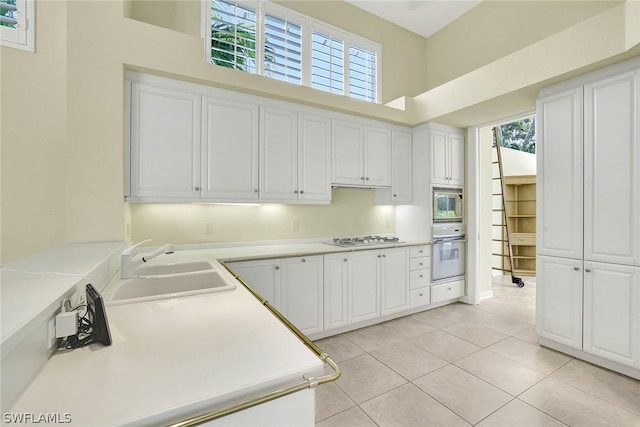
[433,187,463,222]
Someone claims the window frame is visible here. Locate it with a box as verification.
[1,0,34,52]
[203,0,381,104]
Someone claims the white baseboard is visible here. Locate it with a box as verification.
[479,290,494,300]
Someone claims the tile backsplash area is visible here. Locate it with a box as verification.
[129,188,395,246]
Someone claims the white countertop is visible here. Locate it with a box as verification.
[10,263,323,426]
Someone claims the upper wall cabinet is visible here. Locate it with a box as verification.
[129,82,202,199]
[202,97,259,200]
[332,119,391,188]
[375,129,413,205]
[430,124,464,187]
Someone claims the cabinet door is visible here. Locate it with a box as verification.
[583,262,639,367]
[260,106,298,201]
[298,114,331,202]
[130,83,201,198]
[347,250,380,323]
[430,129,449,185]
[448,133,465,186]
[380,248,408,316]
[280,256,324,335]
[391,131,413,203]
[364,127,392,186]
[332,120,364,185]
[226,259,280,304]
[536,256,583,349]
[323,253,349,330]
[584,70,640,265]
[202,97,259,200]
[537,88,584,259]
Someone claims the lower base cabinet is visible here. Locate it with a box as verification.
[538,256,640,370]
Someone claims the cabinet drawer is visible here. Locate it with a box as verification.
[431,280,464,303]
[511,233,535,246]
[409,269,430,290]
[409,245,429,258]
[410,287,431,308]
[410,257,430,271]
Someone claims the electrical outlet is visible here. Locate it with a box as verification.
[204,221,213,235]
[290,219,299,232]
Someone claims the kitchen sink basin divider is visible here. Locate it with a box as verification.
[167,263,341,427]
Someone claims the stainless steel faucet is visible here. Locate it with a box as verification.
[120,240,175,278]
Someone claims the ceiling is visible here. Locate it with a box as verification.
[345,0,483,38]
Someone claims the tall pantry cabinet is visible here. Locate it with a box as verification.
[536,57,640,378]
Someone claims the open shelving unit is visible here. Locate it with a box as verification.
[504,174,536,275]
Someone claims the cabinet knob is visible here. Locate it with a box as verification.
[274,265,280,270]
[377,254,381,258]
[393,194,397,197]
[585,268,591,273]
[300,190,304,194]
[294,190,298,194]
[382,254,386,258]
[573,267,579,271]
[254,189,258,193]
[343,258,347,262]
[419,293,423,297]
[419,275,423,278]
[365,177,370,181]
[361,177,365,180]
[301,258,306,262]
[419,262,423,266]
[194,187,200,191]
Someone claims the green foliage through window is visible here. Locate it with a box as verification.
[494,118,536,154]
[0,0,17,28]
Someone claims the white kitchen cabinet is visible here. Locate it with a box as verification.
[259,106,298,201]
[202,97,259,200]
[226,259,280,303]
[323,253,348,330]
[380,247,409,316]
[536,256,583,350]
[298,113,332,202]
[583,262,639,368]
[347,250,380,323]
[129,82,201,199]
[537,58,640,377]
[332,120,364,186]
[332,119,391,187]
[583,71,640,265]
[390,130,413,203]
[430,125,464,187]
[280,256,324,335]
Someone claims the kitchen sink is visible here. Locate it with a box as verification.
[132,261,214,276]
[109,270,236,305]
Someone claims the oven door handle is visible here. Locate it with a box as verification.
[432,237,466,243]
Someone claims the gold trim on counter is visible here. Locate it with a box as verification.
[167,265,341,427]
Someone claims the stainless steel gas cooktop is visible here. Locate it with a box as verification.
[325,236,402,248]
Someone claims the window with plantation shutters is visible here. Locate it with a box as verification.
[311,31,344,95]
[264,13,302,85]
[349,44,377,103]
[210,0,258,73]
[204,0,381,104]
[1,0,33,51]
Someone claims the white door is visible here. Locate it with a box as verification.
[260,106,298,201]
[583,262,639,367]
[364,126,392,186]
[430,129,448,185]
[584,70,640,265]
[130,83,201,199]
[448,133,465,186]
[332,120,364,185]
[391,131,413,203]
[280,256,324,335]
[380,248,408,316]
[348,250,380,323]
[537,87,584,259]
[226,259,280,305]
[201,97,259,200]
[298,114,331,202]
[536,256,583,350]
[323,253,349,330]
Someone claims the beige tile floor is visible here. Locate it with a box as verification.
[314,275,640,426]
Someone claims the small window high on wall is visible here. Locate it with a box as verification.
[1,0,34,51]
[204,0,381,104]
